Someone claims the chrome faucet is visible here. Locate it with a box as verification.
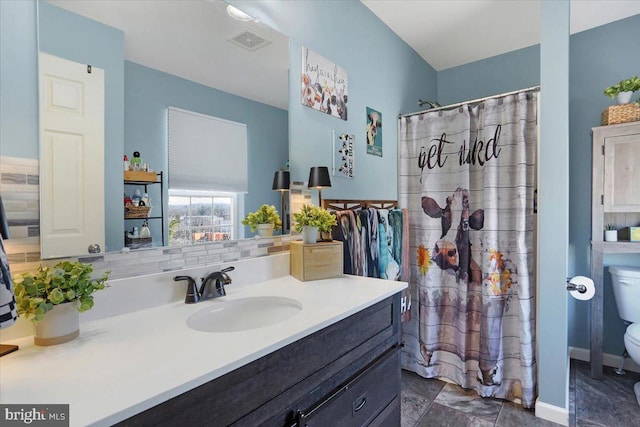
[173,266,234,304]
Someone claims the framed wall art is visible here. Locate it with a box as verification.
[332,129,354,179]
[366,107,382,157]
[301,46,348,120]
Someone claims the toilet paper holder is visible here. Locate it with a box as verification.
[566,278,587,294]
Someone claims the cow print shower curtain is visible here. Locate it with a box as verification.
[398,91,538,408]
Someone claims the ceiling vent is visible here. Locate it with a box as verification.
[227,29,271,51]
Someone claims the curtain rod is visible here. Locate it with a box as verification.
[399,85,541,119]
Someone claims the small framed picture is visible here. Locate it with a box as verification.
[366,107,382,157]
[332,129,354,179]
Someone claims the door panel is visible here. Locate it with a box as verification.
[39,52,104,258]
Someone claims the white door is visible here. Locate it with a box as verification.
[39,52,105,258]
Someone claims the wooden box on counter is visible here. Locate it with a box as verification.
[290,240,343,281]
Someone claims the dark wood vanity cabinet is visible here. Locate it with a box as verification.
[117,293,402,427]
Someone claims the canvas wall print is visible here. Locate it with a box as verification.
[301,46,348,120]
[366,107,382,157]
[333,130,354,179]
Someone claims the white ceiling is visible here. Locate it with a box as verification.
[47,0,290,110]
[361,0,640,71]
[47,1,640,109]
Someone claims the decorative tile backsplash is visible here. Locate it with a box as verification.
[1,155,297,278]
[0,156,41,266]
[78,235,294,280]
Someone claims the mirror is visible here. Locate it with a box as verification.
[31,0,290,256]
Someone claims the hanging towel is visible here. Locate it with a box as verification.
[367,208,380,278]
[378,209,400,280]
[0,236,18,329]
[333,210,354,274]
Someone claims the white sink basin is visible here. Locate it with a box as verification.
[186,296,303,333]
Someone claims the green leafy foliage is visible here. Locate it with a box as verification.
[604,224,617,231]
[13,261,110,322]
[292,204,337,233]
[241,204,282,232]
[603,76,640,98]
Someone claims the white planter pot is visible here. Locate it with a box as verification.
[301,226,319,244]
[604,230,618,242]
[616,91,633,105]
[34,301,80,346]
[257,223,274,237]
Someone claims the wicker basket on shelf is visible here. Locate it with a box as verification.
[601,103,640,125]
[124,205,152,219]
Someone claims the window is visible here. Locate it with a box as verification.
[167,107,247,192]
[168,190,237,245]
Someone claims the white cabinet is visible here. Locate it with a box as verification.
[592,121,640,239]
[590,121,640,379]
[603,130,640,212]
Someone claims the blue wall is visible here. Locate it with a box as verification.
[438,14,640,358]
[231,0,437,202]
[0,0,38,159]
[568,15,640,355]
[437,45,540,106]
[124,61,288,240]
[39,0,125,253]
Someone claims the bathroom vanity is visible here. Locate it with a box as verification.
[121,294,401,426]
[0,269,406,427]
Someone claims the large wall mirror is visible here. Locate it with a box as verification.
[31,0,290,257]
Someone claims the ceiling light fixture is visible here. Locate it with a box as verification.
[226,5,255,22]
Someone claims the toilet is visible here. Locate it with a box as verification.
[609,266,640,405]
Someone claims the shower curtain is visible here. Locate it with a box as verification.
[399,91,538,407]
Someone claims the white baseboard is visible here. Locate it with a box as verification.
[569,346,640,373]
[535,400,569,426]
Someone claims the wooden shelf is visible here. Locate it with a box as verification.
[124,171,159,183]
[123,171,164,246]
[592,241,640,252]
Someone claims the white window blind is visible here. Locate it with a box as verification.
[167,107,248,192]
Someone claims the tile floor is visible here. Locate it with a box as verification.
[401,359,640,427]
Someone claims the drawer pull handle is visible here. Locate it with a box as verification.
[353,394,367,412]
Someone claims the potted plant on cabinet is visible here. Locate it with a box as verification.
[242,204,282,237]
[604,224,618,242]
[604,76,640,105]
[292,204,337,244]
[13,261,109,346]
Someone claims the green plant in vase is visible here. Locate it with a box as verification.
[293,204,337,243]
[242,204,282,236]
[604,76,640,104]
[292,204,337,233]
[13,261,110,322]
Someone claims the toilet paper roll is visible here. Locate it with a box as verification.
[569,276,595,301]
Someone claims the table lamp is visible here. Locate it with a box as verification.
[307,166,331,208]
[272,170,290,233]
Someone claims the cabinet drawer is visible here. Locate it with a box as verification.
[290,241,343,281]
[299,348,400,427]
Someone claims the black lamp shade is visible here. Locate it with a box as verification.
[272,170,290,191]
[308,166,331,189]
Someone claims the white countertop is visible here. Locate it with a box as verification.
[0,274,406,427]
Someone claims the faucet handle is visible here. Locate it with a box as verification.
[221,266,234,280]
[174,275,200,304]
